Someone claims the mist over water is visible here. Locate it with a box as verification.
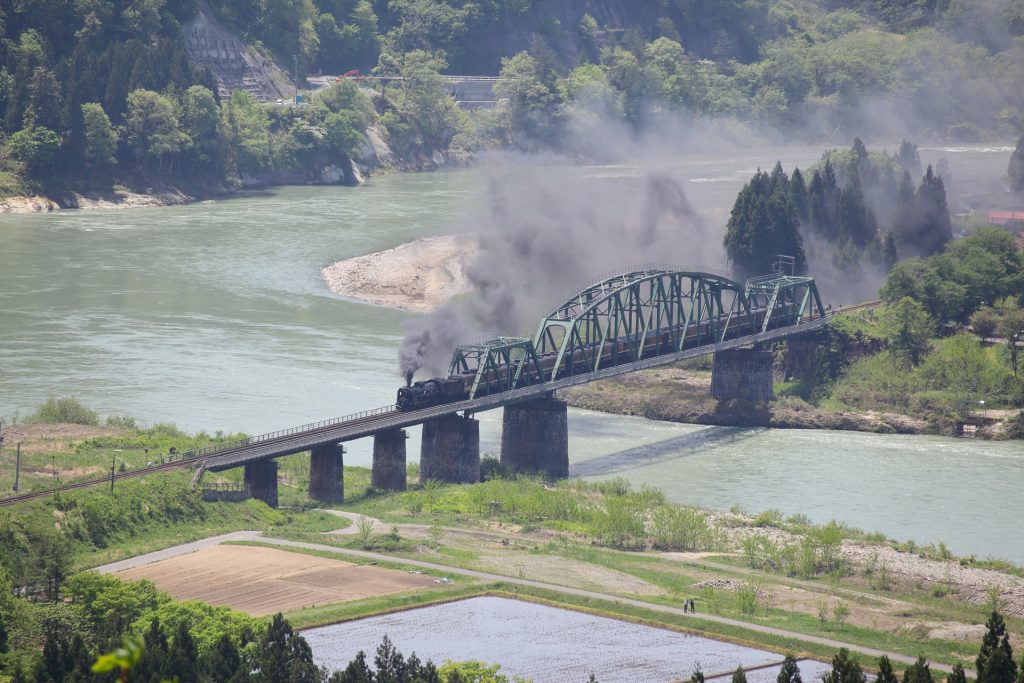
[0,144,1018,559]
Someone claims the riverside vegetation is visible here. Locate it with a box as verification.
[2,408,1024,680]
[4,1,1024,201]
[565,137,1024,437]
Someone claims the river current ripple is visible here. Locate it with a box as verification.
[1,148,1021,562]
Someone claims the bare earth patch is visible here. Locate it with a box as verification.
[113,544,435,616]
[1,423,124,453]
[320,234,478,313]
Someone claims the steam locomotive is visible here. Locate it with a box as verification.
[397,377,469,411]
[396,300,807,411]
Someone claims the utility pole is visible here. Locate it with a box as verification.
[110,455,116,494]
[13,442,20,492]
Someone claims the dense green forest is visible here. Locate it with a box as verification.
[2,0,1024,198]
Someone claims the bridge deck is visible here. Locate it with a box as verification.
[201,315,832,471]
[0,314,842,506]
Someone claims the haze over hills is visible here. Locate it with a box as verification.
[2,0,1024,203]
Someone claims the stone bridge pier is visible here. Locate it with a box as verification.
[372,428,407,491]
[244,460,279,508]
[500,396,569,478]
[420,414,479,484]
[711,348,774,402]
[309,443,345,502]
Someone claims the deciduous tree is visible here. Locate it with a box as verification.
[81,103,116,167]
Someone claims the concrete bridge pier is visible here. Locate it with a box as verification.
[309,443,345,502]
[372,428,407,491]
[420,414,480,484]
[711,348,774,402]
[244,460,279,508]
[500,396,569,478]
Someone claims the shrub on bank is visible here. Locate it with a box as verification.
[28,397,98,425]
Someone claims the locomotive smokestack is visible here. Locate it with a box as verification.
[404,371,413,387]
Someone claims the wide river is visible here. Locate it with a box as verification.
[1,144,1021,561]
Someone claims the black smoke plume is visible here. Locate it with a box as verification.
[398,166,726,380]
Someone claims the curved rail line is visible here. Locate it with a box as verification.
[0,302,881,508]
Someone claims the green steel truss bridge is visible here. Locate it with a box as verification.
[0,262,836,506]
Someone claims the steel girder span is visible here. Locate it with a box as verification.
[533,268,757,382]
[447,267,827,399]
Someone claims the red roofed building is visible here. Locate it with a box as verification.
[987,210,1024,225]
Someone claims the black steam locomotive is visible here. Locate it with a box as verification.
[396,377,469,411]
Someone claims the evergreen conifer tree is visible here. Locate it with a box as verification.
[897,140,922,176]
[977,611,1018,683]
[838,166,877,248]
[255,613,320,683]
[914,166,952,256]
[692,664,706,683]
[167,621,199,683]
[903,656,933,683]
[329,650,373,683]
[203,634,242,682]
[1008,135,1024,193]
[947,664,968,683]
[725,168,806,277]
[877,655,899,683]
[732,665,749,683]
[790,168,809,224]
[821,649,866,683]
[133,618,170,683]
[375,635,407,683]
[778,654,802,683]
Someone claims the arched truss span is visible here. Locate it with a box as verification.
[533,268,754,381]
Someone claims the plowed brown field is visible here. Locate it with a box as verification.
[114,544,435,616]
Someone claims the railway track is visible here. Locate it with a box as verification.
[0,301,880,507]
[0,409,398,507]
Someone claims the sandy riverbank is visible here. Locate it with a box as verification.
[321,233,478,313]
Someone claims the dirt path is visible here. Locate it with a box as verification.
[93,526,968,674]
[257,535,965,675]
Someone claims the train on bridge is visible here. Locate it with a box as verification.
[397,266,822,411]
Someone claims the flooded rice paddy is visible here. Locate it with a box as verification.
[302,596,831,683]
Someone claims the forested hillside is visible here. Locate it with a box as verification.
[2,0,1023,199]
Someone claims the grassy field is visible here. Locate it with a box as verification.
[2,424,1020,675]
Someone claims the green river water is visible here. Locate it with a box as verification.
[1,145,1021,561]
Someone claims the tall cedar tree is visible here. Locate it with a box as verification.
[256,613,321,683]
[947,664,968,683]
[329,650,373,683]
[821,649,867,683]
[778,654,802,683]
[203,634,243,682]
[733,666,749,683]
[914,166,953,256]
[877,655,899,683]
[1009,135,1024,193]
[903,656,933,683]
[724,165,806,277]
[977,611,1018,683]
[809,159,841,239]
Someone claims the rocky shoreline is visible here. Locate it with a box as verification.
[0,187,196,214]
